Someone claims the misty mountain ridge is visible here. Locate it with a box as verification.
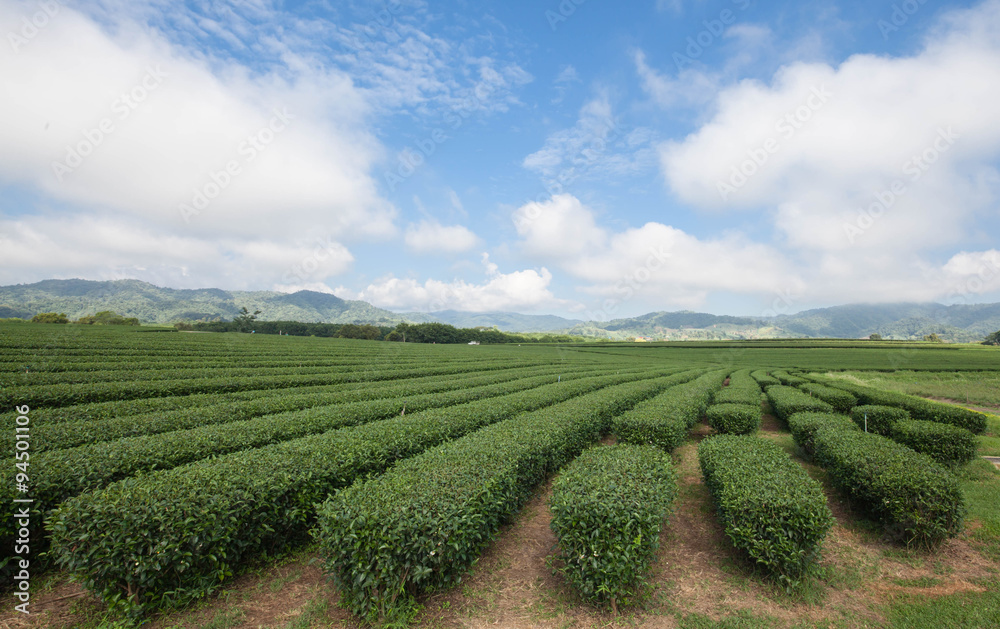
[1,279,998,341]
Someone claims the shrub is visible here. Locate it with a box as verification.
[808,377,987,434]
[706,403,760,435]
[314,377,678,624]
[713,370,762,406]
[613,370,727,450]
[750,370,781,388]
[47,370,668,619]
[549,445,677,610]
[699,436,833,587]
[798,383,857,413]
[766,386,834,424]
[890,420,977,467]
[772,370,809,386]
[813,427,965,547]
[30,312,69,324]
[3,370,591,561]
[787,412,859,456]
[850,405,910,436]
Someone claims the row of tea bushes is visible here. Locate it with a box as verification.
[314,375,684,624]
[45,370,671,618]
[613,371,727,450]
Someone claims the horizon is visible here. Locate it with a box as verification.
[2,1,999,319]
[5,276,1000,322]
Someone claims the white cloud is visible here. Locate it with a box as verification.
[659,0,1000,260]
[404,220,479,254]
[512,194,606,260]
[511,194,803,313]
[634,49,721,108]
[0,214,354,289]
[355,256,567,312]
[0,1,392,288]
[522,94,657,187]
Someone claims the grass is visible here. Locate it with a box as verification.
[959,458,1000,562]
[824,370,1000,407]
[883,579,1000,628]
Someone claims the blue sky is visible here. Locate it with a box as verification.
[1,0,999,318]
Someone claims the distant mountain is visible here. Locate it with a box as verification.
[572,303,1000,342]
[773,303,1000,341]
[0,279,405,325]
[402,310,582,332]
[1,279,998,342]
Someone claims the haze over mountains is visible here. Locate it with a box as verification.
[2,279,999,342]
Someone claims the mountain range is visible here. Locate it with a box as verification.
[1,279,998,342]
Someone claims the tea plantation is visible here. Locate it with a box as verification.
[1,323,998,628]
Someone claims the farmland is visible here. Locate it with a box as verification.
[1,323,999,628]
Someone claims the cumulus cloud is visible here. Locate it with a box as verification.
[0,0,393,289]
[353,254,567,312]
[0,214,355,288]
[404,220,479,254]
[512,194,606,259]
[511,194,803,313]
[659,0,1000,259]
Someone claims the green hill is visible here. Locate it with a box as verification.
[0,279,405,325]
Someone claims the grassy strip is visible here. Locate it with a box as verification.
[46,369,670,618]
[549,444,678,610]
[698,435,833,588]
[314,375,682,624]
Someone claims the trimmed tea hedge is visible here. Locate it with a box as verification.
[47,370,668,618]
[2,371,591,559]
[787,412,859,456]
[706,403,760,435]
[766,386,834,424]
[613,370,726,450]
[314,376,682,624]
[850,405,910,436]
[19,364,596,452]
[798,383,857,413]
[713,370,762,406]
[808,377,987,434]
[772,370,809,387]
[699,435,833,587]
[549,445,677,610]
[750,370,781,388]
[812,427,965,547]
[890,420,977,467]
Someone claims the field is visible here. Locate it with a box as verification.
[1,323,999,629]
